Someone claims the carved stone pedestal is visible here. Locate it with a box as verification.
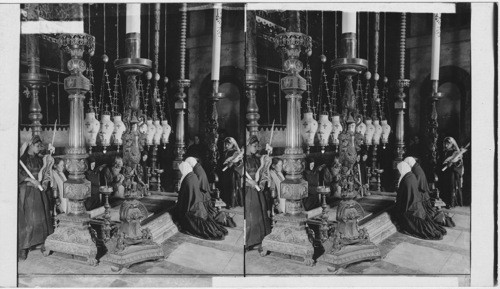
[319,242,380,271]
[261,177,314,266]
[261,213,314,266]
[44,212,98,266]
[100,243,164,270]
[318,199,380,271]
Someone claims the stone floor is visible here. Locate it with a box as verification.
[18,206,244,287]
[17,205,471,287]
[245,206,470,285]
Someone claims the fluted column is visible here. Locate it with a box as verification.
[245,11,266,136]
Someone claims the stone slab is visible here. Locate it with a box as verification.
[439,253,470,274]
[452,214,470,229]
[166,242,235,274]
[383,242,451,273]
[223,251,244,274]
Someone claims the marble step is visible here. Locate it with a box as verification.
[360,210,397,245]
[143,211,178,244]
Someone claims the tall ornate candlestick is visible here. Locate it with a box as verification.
[428,13,442,187]
[206,3,224,184]
[173,3,190,191]
[43,33,98,266]
[115,4,152,128]
[21,35,50,136]
[318,12,380,271]
[261,11,314,266]
[394,13,410,163]
[246,11,266,136]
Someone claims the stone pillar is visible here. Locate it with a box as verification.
[21,34,50,136]
[261,12,314,265]
[43,34,98,266]
[245,11,266,136]
[173,3,190,191]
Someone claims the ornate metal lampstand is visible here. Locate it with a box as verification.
[43,33,98,266]
[317,12,380,271]
[100,4,163,269]
[173,3,190,191]
[394,13,410,164]
[21,34,50,136]
[205,3,225,189]
[246,11,266,137]
[99,185,113,241]
[261,11,315,266]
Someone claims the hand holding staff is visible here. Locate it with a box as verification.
[19,160,44,191]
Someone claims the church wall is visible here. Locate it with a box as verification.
[407,25,471,142]
[186,10,244,144]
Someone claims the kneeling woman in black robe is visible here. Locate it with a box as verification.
[404,157,455,227]
[395,162,446,240]
[173,162,228,240]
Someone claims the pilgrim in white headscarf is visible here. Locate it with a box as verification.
[174,161,228,240]
[404,156,455,227]
[439,136,464,207]
[219,137,243,208]
[395,162,447,240]
[18,135,54,261]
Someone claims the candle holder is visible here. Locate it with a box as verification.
[317,20,380,270]
[154,168,163,193]
[260,17,314,266]
[99,185,113,242]
[43,33,98,266]
[115,32,152,126]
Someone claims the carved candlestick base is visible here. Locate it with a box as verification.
[261,178,314,266]
[318,199,380,271]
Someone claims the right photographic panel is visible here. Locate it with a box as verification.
[244,4,471,277]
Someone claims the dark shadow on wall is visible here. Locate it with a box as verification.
[198,66,246,146]
[419,65,471,205]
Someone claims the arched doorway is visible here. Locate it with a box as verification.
[419,65,471,205]
[199,66,246,146]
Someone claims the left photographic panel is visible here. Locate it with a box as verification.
[18,3,245,285]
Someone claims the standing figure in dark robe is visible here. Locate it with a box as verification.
[18,135,55,261]
[244,135,271,252]
[173,162,228,240]
[302,158,322,211]
[219,137,243,208]
[405,157,455,227]
[395,162,447,240]
[186,135,208,166]
[84,156,103,211]
[439,137,464,208]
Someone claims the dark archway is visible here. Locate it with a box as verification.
[198,66,246,146]
[419,65,471,205]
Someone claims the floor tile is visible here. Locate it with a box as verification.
[383,242,451,273]
[166,243,234,274]
[439,253,470,274]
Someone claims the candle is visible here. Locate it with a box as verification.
[430,13,441,80]
[342,12,356,34]
[211,3,222,81]
[126,4,141,34]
